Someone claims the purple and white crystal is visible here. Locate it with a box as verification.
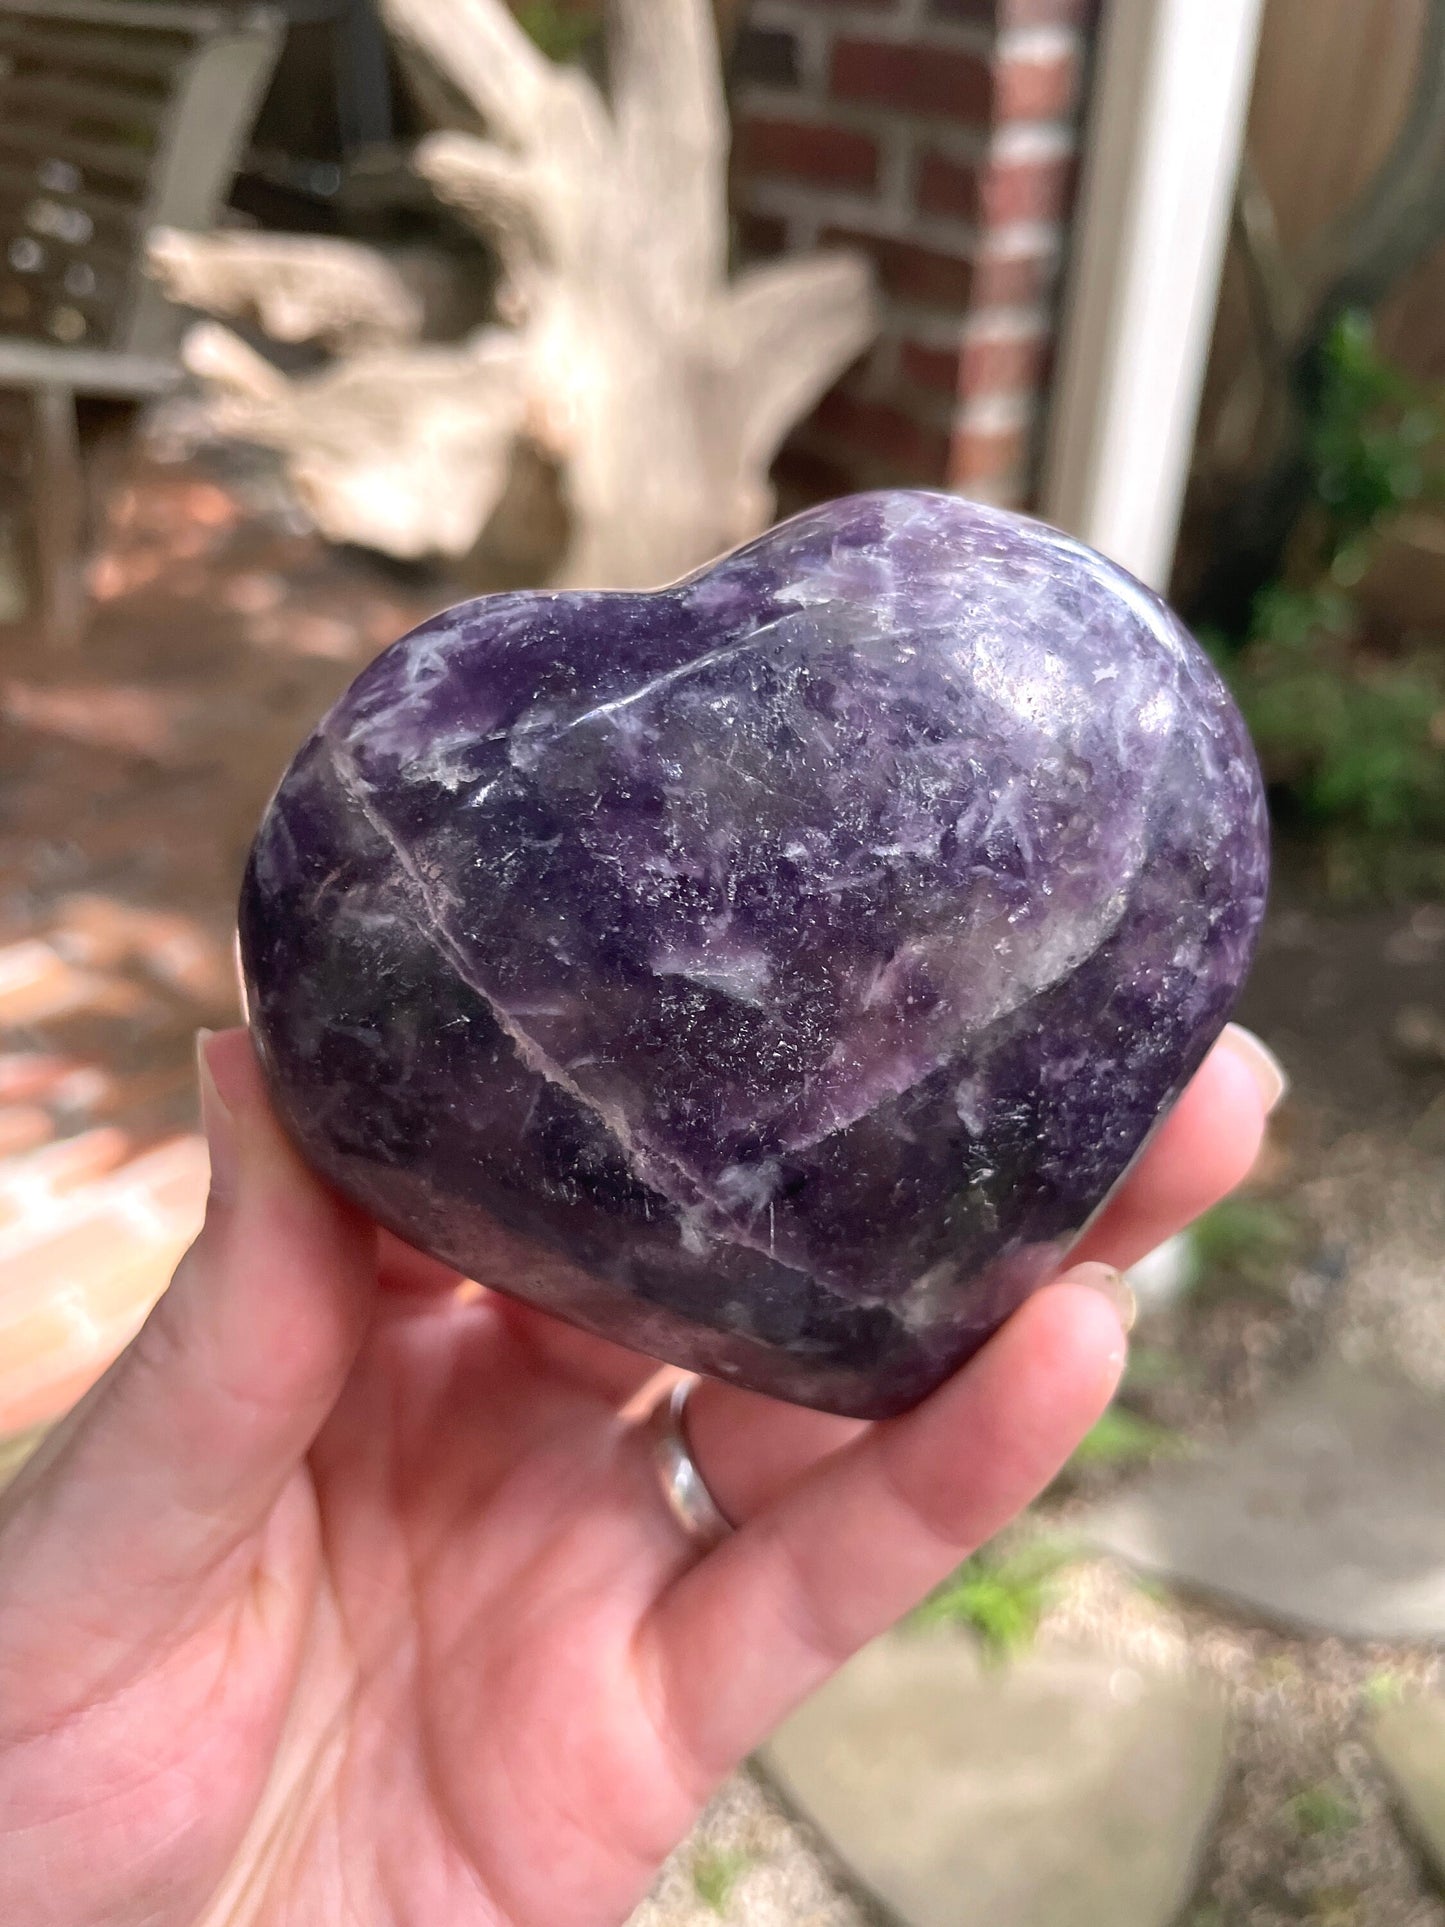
[239,491,1269,1417]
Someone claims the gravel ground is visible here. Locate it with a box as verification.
[1046,1562,1445,1927]
[632,1774,875,1927]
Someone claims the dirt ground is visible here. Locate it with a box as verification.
[3,452,1443,1926]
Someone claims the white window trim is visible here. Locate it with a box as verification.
[1040,0,1266,591]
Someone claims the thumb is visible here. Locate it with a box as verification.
[0,1028,375,1612]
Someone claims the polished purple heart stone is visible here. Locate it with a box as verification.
[240,491,1268,1417]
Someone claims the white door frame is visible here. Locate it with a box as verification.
[1040,0,1266,590]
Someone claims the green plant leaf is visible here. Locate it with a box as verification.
[1362,1669,1406,1710]
[1122,1345,1183,1392]
[1218,313,1445,889]
[910,1540,1073,1663]
[1069,1406,1183,1469]
[691,1848,753,1915]
[511,0,600,62]
[1284,1782,1358,1838]
[1190,1197,1297,1271]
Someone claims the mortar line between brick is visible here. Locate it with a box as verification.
[741,182,1066,258]
[748,4,996,59]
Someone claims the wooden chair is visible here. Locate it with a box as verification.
[0,0,283,641]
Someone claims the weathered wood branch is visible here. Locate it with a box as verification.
[412,131,561,316]
[379,0,606,158]
[609,0,729,307]
[720,254,877,467]
[149,229,425,347]
[183,321,528,558]
[411,135,547,243]
[182,320,288,402]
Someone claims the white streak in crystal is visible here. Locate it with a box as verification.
[896,1260,963,1333]
[714,1159,782,1215]
[510,612,797,751]
[653,941,773,1007]
[323,730,825,1279]
[326,736,686,1199]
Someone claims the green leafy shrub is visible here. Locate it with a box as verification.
[1227,585,1445,846]
[1308,312,1445,577]
[1189,1195,1301,1296]
[1216,316,1445,894]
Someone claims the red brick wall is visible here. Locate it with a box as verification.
[730,0,1097,509]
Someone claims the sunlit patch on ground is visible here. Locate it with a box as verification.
[0,454,437,1449]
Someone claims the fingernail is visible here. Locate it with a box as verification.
[1066,1261,1137,1334]
[1220,1023,1288,1114]
[196,1028,238,1201]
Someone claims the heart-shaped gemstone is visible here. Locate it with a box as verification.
[240,492,1268,1416]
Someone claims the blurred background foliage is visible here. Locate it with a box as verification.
[1203,316,1445,899]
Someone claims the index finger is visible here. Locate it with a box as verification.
[1067,1022,1285,1274]
[636,1277,1127,1782]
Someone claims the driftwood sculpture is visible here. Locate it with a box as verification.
[148,0,877,586]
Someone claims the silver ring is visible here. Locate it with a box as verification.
[651,1375,733,1550]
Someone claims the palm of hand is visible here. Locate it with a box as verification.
[4,1285,721,1927]
[224,1303,714,1927]
[0,1027,1271,1927]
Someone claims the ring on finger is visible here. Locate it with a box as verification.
[649,1374,733,1551]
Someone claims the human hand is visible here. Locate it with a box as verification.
[0,1024,1281,1926]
